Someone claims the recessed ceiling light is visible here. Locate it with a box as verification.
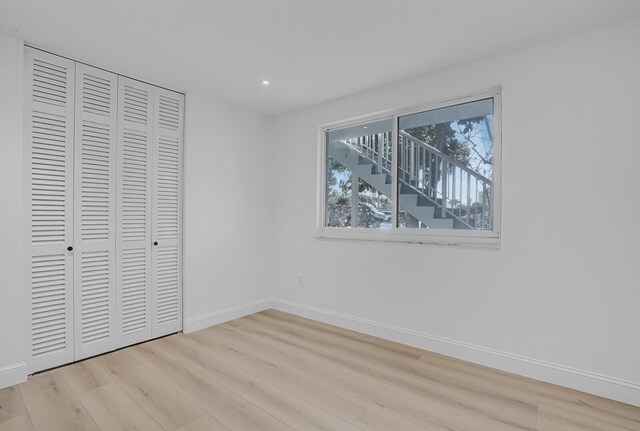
[262,80,270,86]
[363,126,368,129]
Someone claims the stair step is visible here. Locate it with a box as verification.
[399,194,437,222]
[398,193,417,207]
[357,155,375,165]
[354,163,374,177]
[418,218,454,229]
[331,141,453,229]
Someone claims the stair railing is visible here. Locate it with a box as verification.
[338,131,492,229]
[343,132,393,174]
[398,131,492,229]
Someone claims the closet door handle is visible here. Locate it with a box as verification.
[153,241,158,246]
[67,246,73,251]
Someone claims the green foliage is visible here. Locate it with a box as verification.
[405,118,484,166]
[327,157,378,195]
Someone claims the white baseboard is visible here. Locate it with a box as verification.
[183,298,275,333]
[270,298,640,407]
[0,362,27,389]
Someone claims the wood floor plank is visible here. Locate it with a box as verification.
[244,314,537,430]
[233,315,399,386]
[535,395,640,430]
[245,312,539,428]
[412,350,539,407]
[224,318,396,402]
[532,380,640,425]
[176,329,371,422]
[0,386,33,431]
[0,415,35,431]
[79,383,164,431]
[249,312,425,369]
[374,383,536,431]
[262,309,425,359]
[18,372,99,431]
[0,386,28,424]
[234,378,364,431]
[96,349,206,431]
[177,414,230,431]
[155,335,365,431]
[390,369,538,428]
[129,340,296,431]
[537,401,639,431]
[352,405,434,431]
[56,358,112,395]
[193,322,305,369]
[242,314,539,430]
[418,351,535,393]
[294,356,393,405]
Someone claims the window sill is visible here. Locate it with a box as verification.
[316,227,501,248]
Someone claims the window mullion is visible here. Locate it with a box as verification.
[391,114,399,229]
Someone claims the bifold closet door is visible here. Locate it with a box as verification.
[25,48,76,372]
[116,77,154,347]
[26,47,184,372]
[72,63,118,360]
[151,89,184,337]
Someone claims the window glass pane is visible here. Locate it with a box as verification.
[326,118,393,228]
[397,99,494,230]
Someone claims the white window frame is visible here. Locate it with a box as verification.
[316,87,502,247]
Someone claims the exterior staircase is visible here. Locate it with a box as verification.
[328,131,492,230]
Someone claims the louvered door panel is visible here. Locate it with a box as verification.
[151,88,184,337]
[72,63,118,360]
[25,48,76,372]
[116,77,154,347]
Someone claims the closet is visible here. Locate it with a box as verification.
[24,47,184,373]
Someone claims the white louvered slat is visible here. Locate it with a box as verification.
[31,254,68,358]
[156,245,179,324]
[152,88,183,337]
[81,121,111,240]
[25,47,75,373]
[123,84,150,124]
[116,77,154,347]
[121,248,148,335]
[158,95,181,130]
[31,111,68,244]
[156,136,180,240]
[32,58,69,106]
[73,63,117,360]
[122,129,149,242]
[80,251,110,344]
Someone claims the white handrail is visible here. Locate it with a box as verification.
[339,129,492,230]
[398,131,492,229]
[399,131,491,184]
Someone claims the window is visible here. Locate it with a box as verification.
[318,89,501,246]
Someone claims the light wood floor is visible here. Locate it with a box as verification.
[1,310,639,431]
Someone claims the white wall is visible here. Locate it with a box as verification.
[183,94,274,331]
[0,33,26,386]
[271,17,640,405]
